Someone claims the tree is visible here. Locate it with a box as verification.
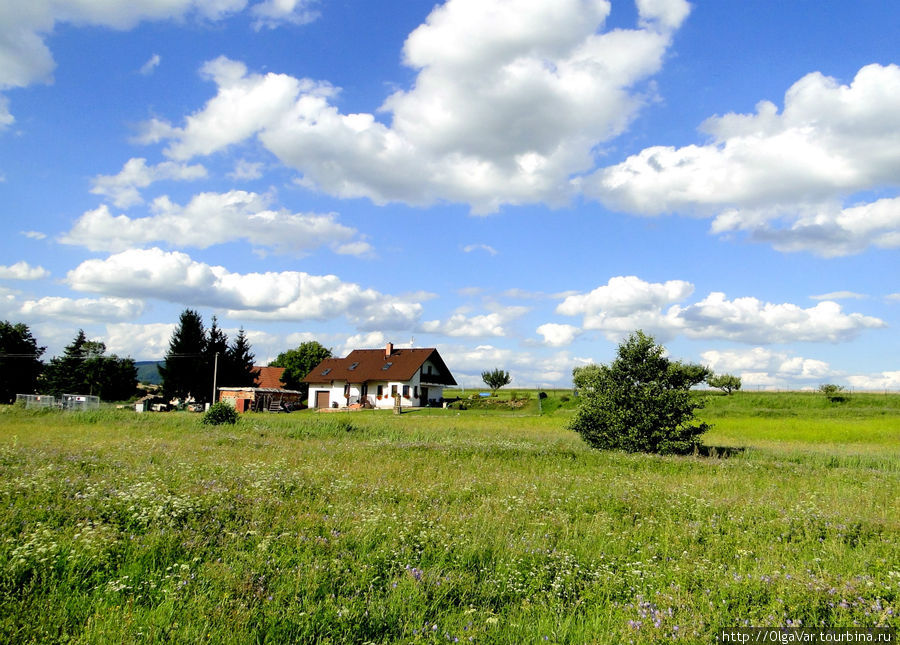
[269,341,332,401]
[224,327,259,388]
[818,383,847,402]
[0,321,45,403]
[569,330,710,455]
[481,368,511,394]
[41,331,137,400]
[708,372,742,395]
[159,309,209,403]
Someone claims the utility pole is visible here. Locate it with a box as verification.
[211,352,219,405]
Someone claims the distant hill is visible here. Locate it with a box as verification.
[135,361,163,385]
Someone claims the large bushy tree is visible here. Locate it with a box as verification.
[0,321,45,403]
[269,341,332,401]
[570,330,710,455]
[159,309,209,402]
[41,330,137,401]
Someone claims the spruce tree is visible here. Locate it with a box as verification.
[226,327,259,387]
[159,309,208,402]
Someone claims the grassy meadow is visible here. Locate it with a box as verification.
[0,392,898,643]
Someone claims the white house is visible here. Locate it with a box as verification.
[304,343,457,410]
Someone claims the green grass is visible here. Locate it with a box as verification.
[0,395,898,643]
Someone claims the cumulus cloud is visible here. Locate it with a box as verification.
[556,275,886,344]
[587,64,900,256]
[19,296,144,323]
[90,158,207,208]
[700,347,833,383]
[141,0,689,212]
[60,189,368,256]
[66,248,424,329]
[556,275,693,339]
[0,261,49,280]
[847,371,900,391]
[104,323,176,359]
[21,231,47,240]
[422,313,507,337]
[536,322,581,347]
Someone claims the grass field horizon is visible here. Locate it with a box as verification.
[1,392,897,643]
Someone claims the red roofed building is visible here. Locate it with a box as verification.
[303,343,456,410]
[217,366,303,412]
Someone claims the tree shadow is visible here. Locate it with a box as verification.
[693,445,746,459]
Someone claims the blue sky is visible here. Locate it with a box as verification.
[1,0,898,389]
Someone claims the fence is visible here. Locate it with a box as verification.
[61,394,101,411]
[15,394,57,409]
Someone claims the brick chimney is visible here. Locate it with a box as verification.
[385,342,393,357]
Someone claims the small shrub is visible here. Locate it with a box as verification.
[819,383,847,403]
[201,402,238,426]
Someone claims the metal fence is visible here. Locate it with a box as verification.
[15,394,57,409]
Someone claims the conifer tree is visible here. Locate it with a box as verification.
[0,321,45,403]
[160,309,208,402]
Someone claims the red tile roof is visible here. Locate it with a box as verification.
[303,347,456,386]
[255,366,286,389]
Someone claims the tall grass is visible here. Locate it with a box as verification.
[0,399,897,643]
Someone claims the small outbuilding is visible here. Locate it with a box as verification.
[218,367,303,412]
[304,343,456,410]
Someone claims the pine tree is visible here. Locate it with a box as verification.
[159,309,208,403]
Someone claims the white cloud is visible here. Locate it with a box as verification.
[0,0,319,125]
[0,261,49,280]
[142,0,689,212]
[228,159,264,180]
[66,248,424,329]
[810,291,867,301]
[19,296,144,323]
[21,231,47,240]
[251,0,319,29]
[587,64,900,256]
[90,158,207,208]
[139,53,161,76]
[463,243,498,256]
[104,323,176,359]
[556,275,693,339]
[700,347,833,383]
[442,343,593,386]
[422,313,507,337]
[556,275,886,344]
[846,371,900,391]
[61,189,367,256]
[536,322,581,347]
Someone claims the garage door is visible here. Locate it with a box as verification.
[315,391,330,409]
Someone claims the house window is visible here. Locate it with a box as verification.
[402,385,410,397]
[377,385,384,396]
[349,362,359,371]
[382,362,393,370]
[321,368,331,376]
[414,386,419,398]
[391,385,398,397]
